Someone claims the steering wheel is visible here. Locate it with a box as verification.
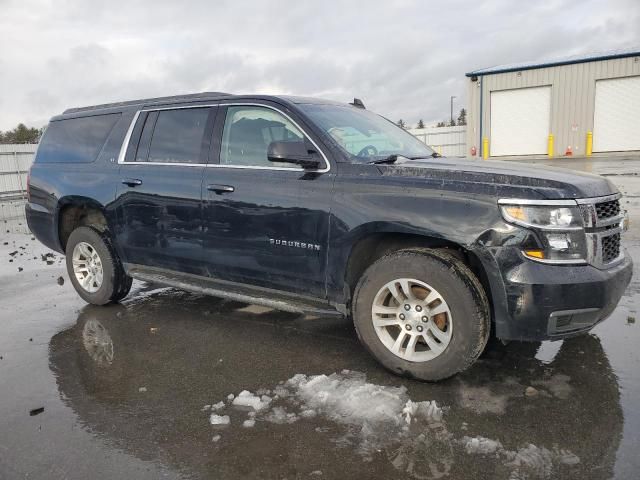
[358,145,378,157]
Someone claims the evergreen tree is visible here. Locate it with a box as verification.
[457,108,467,126]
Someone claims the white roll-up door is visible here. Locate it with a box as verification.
[490,86,551,156]
[594,76,640,152]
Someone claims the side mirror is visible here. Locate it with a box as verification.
[267,141,321,169]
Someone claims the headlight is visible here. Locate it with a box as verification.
[499,201,587,264]
[499,204,583,229]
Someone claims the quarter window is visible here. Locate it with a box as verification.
[146,108,209,164]
[220,106,306,168]
[37,113,120,164]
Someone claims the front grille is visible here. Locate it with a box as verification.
[602,233,621,263]
[595,199,621,220]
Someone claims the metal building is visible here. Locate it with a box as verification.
[465,47,640,159]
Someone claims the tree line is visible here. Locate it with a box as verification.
[0,124,43,144]
[397,108,466,130]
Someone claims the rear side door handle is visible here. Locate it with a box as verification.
[207,184,235,194]
[122,178,143,187]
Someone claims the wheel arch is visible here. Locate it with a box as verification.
[56,196,111,252]
[340,229,494,324]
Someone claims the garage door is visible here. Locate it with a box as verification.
[594,76,640,152]
[490,86,551,156]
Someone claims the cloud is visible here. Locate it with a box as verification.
[0,0,639,130]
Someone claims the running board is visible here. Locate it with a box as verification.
[125,264,343,317]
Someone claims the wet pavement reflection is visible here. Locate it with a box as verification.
[46,293,627,479]
[1,157,639,479]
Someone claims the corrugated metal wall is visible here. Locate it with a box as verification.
[466,55,640,157]
[0,144,37,199]
[408,126,466,157]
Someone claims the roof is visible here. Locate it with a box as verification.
[63,92,232,114]
[60,92,348,117]
[466,46,640,77]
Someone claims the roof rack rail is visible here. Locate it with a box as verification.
[63,91,232,114]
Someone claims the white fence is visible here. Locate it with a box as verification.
[408,126,467,157]
[0,144,37,199]
[0,127,468,200]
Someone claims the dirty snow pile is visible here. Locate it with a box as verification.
[202,370,580,478]
[204,370,444,452]
[461,436,580,478]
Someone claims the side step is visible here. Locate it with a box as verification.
[125,264,343,317]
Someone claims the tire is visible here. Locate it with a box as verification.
[65,226,133,305]
[352,248,490,381]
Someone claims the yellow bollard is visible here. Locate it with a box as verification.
[482,137,489,159]
[547,134,554,158]
[586,131,593,157]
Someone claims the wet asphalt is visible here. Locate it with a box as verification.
[1,157,639,480]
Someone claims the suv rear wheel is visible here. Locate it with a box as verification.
[352,249,490,381]
[65,226,132,305]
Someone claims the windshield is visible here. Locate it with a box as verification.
[299,104,435,163]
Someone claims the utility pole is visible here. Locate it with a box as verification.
[450,96,457,125]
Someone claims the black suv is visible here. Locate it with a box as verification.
[26,92,632,381]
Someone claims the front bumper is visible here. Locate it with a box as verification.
[480,247,633,341]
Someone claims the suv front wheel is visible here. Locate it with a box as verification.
[65,226,132,305]
[352,249,490,381]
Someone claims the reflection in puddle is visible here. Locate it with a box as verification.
[535,340,564,364]
[202,370,581,479]
[48,292,623,479]
[82,319,114,365]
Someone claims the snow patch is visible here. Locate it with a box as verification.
[203,370,581,479]
[462,436,503,455]
[209,414,230,425]
[232,390,272,411]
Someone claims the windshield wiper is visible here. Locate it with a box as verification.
[367,153,441,165]
[367,154,407,165]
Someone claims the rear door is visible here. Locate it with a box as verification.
[201,103,335,298]
[114,106,216,275]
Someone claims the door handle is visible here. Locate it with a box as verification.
[207,184,235,194]
[122,178,143,187]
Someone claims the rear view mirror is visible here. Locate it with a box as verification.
[267,141,321,169]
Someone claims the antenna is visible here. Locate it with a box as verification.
[350,98,366,109]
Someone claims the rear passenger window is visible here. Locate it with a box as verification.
[147,108,209,164]
[36,113,120,163]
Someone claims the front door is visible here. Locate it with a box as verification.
[201,104,335,298]
[114,106,216,275]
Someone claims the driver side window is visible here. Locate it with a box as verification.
[220,106,305,168]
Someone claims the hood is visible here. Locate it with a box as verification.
[377,157,618,200]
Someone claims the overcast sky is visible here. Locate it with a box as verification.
[0,0,639,130]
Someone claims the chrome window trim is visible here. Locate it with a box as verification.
[116,103,331,173]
